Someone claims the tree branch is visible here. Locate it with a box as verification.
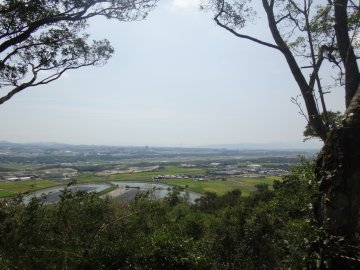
[213,1,281,51]
[0,66,37,105]
[334,0,360,107]
[262,0,327,140]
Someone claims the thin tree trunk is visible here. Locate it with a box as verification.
[334,0,360,108]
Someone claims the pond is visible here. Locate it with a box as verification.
[23,181,202,204]
[109,181,201,204]
[23,183,111,204]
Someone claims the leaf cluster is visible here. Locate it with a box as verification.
[0,159,358,269]
[0,0,158,104]
[303,110,342,141]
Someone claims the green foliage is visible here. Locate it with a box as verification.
[2,159,357,269]
[303,111,343,141]
[194,189,242,212]
[0,0,157,104]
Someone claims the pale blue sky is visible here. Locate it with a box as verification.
[0,0,343,147]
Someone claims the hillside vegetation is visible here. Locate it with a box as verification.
[1,160,358,269]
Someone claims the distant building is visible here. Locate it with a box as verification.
[210,162,221,167]
[180,164,196,168]
[247,164,262,171]
[5,176,32,181]
[40,168,79,179]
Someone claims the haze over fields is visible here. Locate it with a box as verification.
[0,0,341,147]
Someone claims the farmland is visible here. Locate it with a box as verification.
[0,142,316,198]
[0,166,278,198]
[0,180,60,197]
[162,176,278,196]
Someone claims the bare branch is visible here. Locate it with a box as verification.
[262,0,327,140]
[0,66,37,105]
[214,1,281,51]
[275,14,291,24]
[0,0,156,104]
[289,0,305,15]
[291,95,310,123]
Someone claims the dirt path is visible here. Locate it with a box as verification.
[104,188,124,198]
[103,188,143,203]
[228,179,256,190]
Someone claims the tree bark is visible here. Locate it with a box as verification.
[261,0,328,141]
[314,1,360,251]
[334,0,360,108]
[316,85,360,242]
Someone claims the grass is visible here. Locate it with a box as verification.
[107,166,206,182]
[0,180,61,198]
[162,176,279,196]
[97,183,118,196]
[0,163,43,170]
[0,166,280,198]
[162,179,241,195]
[0,189,15,197]
[0,166,206,197]
[74,173,103,183]
[240,176,278,186]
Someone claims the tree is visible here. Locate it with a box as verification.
[0,0,157,105]
[303,111,342,141]
[206,0,360,263]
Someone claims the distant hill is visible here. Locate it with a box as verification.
[201,142,322,151]
[0,141,320,158]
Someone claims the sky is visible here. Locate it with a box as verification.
[0,0,344,148]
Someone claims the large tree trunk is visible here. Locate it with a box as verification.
[316,126,360,238]
[316,87,360,266]
[315,0,360,246]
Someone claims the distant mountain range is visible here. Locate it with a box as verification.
[199,141,322,150]
[0,140,322,151]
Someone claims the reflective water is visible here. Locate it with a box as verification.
[23,181,201,204]
[23,183,111,203]
[110,181,201,203]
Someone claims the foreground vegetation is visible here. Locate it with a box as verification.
[0,160,358,269]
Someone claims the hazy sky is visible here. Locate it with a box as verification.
[0,0,344,147]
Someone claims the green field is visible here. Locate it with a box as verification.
[0,166,279,198]
[0,189,15,197]
[107,166,206,181]
[0,180,60,198]
[0,163,46,171]
[75,173,103,183]
[162,176,279,196]
[72,166,206,183]
[0,166,206,198]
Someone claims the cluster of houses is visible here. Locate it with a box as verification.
[152,163,288,183]
[152,174,221,181]
[0,162,289,183]
[153,174,192,181]
[96,166,160,176]
[153,174,231,182]
[210,164,288,176]
[0,168,79,182]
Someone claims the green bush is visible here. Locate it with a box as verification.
[2,159,353,269]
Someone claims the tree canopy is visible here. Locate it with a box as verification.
[0,161,337,269]
[206,0,360,265]
[0,0,157,105]
[207,0,360,141]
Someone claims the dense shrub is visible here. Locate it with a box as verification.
[1,160,357,269]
